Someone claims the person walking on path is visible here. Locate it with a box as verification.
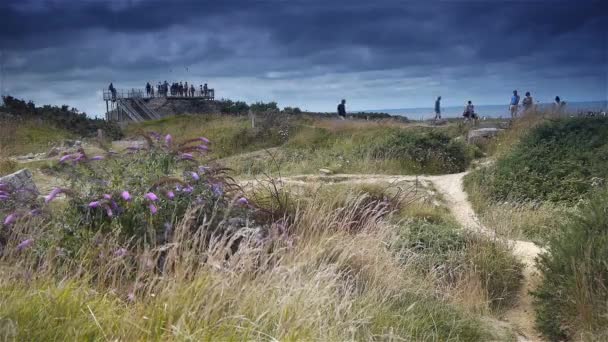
[434,96,442,121]
[510,90,520,119]
[337,99,347,120]
[522,91,534,113]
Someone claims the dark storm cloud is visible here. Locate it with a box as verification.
[0,0,606,115]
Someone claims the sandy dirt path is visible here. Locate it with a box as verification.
[251,172,544,341]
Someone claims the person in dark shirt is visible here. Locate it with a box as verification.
[434,96,442,121]
[337,99,346,120]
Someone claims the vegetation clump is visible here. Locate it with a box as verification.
[1,96,123,141]
[469,117,608,203]
[534,187,608,341]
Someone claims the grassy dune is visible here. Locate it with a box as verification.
[125,114,477,176]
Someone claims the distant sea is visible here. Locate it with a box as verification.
[364,100,608,120]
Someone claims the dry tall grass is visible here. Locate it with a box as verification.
[0,186,515,340]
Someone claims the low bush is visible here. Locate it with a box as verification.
[533,187,608,341]
[369,130,473,174]
[472,117,608,203]
[1,96,123,141]
[392,220,523,311]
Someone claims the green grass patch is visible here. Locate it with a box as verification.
[533,187,608,341]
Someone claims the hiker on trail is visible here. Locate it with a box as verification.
[190,85,195,97]
[434,96,442,121]
[150,85,155,98]
[510,90,520,119]
[463,101,478,123]
[146,82,151,96]
[522,91,534,112]
[337,99,347,120]
[184,82,189,97]
[200,85,203,96]
[164,81,169,96]
[554,96,566,114]
[203,83,208,97]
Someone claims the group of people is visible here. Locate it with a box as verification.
[432,91,567,123]
[146,81,210,98]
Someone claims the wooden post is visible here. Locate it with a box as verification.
[249,109,255,128]
[105,100,109,121]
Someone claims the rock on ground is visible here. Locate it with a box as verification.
[468,128,503,144]
[0,169,39,201]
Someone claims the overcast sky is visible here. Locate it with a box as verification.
[1,0,606,117]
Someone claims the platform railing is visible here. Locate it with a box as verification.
[103,88,214,101]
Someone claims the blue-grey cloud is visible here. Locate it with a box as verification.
[1,0,606,116]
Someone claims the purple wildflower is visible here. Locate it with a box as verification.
[106,207,113,217]
[3,213,18,226]
[148,131,161,141]
[0,183,7,190]
[212,183,223,197]
[197,145,209,151]
[182,185,193,193]
[44,188,63,204]
[190,172,200,181]
[114,247,128,257]
[199,137,210,144]
[29,209,41,216]
[59,154,73,163]
[121,191,131,201]
[148,204,158,214]
[103,194,112,200]
[165,134,173,146]
[166,191,175,200]
[198,166,210,173]
[90,155,104,161]
[0,195,9,201]
[237,197,249,206]
[16,239,34,251]
[180,153,194,161]
[144,192,158,201]
[72,153,86,163]
[88,201,101,208]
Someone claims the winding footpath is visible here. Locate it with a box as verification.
[249,172,544,341]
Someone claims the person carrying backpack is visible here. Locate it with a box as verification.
[337,99,347,120]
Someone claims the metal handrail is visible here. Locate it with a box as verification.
[103,88,214,101]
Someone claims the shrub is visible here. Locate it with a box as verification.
[476,117,608,203]
[1,132,254,261]
[1,96,123,140]
[533,187,608,340]
[369,130,473,174]
[392,221,523,310]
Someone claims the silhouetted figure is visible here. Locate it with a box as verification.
[146,82,151,96]
[463,100,477,122]
[337,99,346,120]
[164,81,169,97]
[522,91,534,112]
[554,96,566,114]
[510,90,520,119]
[190,85,195,97]
[151,85,155,98]
[108,83,116,101]
[200,85,203,97]
[203,83,208,97]
[434,96,442,121]
[184,82,189,97]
